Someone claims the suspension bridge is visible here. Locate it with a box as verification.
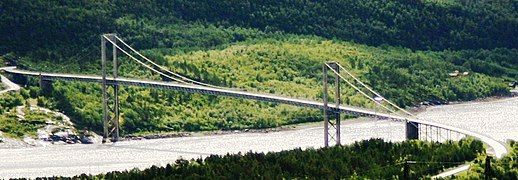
[0,34,508,159]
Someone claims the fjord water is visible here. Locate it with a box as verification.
[1,97,516,178]
[417,97,518,142]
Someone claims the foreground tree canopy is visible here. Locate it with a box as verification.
[461,141,518,179]
[27,139,484,179]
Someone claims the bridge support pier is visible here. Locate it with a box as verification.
[101,33,120,143]
[406,121,419,140]
[323,62,341,147]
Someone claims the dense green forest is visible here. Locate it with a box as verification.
[168,0,518,51]
[1,0,517,134]
[28,139,484,179]
[1,0,517,56]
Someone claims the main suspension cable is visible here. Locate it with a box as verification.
[336,63,416,117]
[325,63,398,115]
[103,35,188,83]
[114,35,220,88]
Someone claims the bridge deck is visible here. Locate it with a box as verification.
[3,67,406,120]
[1,67,508,158]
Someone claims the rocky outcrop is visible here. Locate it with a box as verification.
[15,105,101,147]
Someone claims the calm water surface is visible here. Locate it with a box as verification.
[417,97,518,141]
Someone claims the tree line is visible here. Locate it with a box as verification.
[20,138,484,179]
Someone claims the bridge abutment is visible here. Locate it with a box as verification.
[406,121,419,140]
[11,73,28,86]
[39,79,53,95]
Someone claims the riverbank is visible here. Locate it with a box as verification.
[74,118,375,143]
[2,96,515,178]
[123,92,518,142]
[9,94,514,146]
[1,72,104,148]
[0,116,385,150]
[123,121,322,141]
[409,92,517,114]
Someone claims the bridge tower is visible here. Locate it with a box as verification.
[322,62,341,147]
[101,33,120,143]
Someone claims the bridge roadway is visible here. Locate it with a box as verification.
[1,67,508,158]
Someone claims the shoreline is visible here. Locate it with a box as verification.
[409,93,516,114]
[121,118,374,141]
[2,118,378,149]
[123,94,518,141]
[2,93,516,148]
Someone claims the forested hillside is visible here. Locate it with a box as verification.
[172,0,518,50]
[2,0,517,58]
[1,0,516,134]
